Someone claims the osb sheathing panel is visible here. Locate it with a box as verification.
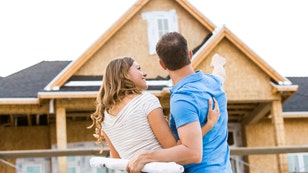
[0,122,95,173]
[244,119,279,173]
[0,103,49,114]
[284,118,308,145]
[49,121,96,145]
[0,127,50,173]
[195,38,275,101]
[0,122,98,150]
[0,126,50,150]
[0,159,15,173]
[76,0,210,78]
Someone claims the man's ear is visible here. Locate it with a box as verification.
[159,60,167,70]
[189,50,193,60]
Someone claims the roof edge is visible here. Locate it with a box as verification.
[47,0,150,90]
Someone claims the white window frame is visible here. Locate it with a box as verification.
[288,153,308,172]
[142,10,179,55]
[52,142,109,173]
[228,123,244,173]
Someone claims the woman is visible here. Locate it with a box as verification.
[88,56,219,159]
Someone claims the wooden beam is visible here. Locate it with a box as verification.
[56,98,96,110]
[241,103,270,125]
[56,107,67,173]
[231,146,308,155]
[27,114,32,126]
[0,148,108,158]
[9,114,14,126]
[1,146,308,158]
[0,104,49,114]
[271,100,288,173]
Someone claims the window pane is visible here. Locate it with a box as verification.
[228,132,234,146]
[68,156,75,162]
[68,167,76,173]
[303,155,308,171]
[26,166,41,173]
[158,19,163,30]
[96,168,107,173]
[288,155,300,172]
[163,19,169,31]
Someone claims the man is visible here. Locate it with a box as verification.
[126,32,232,173]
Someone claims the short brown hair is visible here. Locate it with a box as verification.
[156,32,190,70]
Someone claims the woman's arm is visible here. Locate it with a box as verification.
[148,108,178,148]
[201,98,220,135]
[148,100,220,149]
[102,131,121,158]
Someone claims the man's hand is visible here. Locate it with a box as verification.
[210,54,226,83]
[210,54,226,67]
[126,150,151,173]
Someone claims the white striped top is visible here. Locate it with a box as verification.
[102,92,163,159]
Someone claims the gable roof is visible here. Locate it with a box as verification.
[283,77,308,112]
[0,61,71,99]
[45,0,216,91]
[192,25,290,85]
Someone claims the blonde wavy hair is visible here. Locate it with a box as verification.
[88,57,142,151]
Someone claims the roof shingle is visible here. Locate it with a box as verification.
[283,77,308,112]
[0,61,71,98]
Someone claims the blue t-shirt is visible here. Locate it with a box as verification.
[169,70,232,173]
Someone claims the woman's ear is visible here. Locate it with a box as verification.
[159,60,167,70]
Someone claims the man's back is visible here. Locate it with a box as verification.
[169,71,232,173]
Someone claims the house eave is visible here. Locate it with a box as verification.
[0,98,39,105]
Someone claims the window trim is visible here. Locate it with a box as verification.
[142,10,179,55]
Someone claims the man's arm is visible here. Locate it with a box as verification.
[211,54,226,84]
[126,121,202,173]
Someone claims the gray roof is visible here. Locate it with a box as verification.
[283,77,308,112]
[0,61,71,98]
[0,61,169,98]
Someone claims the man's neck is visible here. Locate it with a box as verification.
[168,65,195,85]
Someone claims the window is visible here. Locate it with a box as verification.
[26,164,42,173]
[142,10,179,54]
[16,158,50,173]
[288,153,308,172]
[228,123,244,173]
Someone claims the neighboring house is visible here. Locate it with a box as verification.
[0,0,307,173]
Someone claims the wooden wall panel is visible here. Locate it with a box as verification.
[0,126,50,150]
[75,0,210,79]
[195,38,275,101]
[244,119,278,172]
[284,118,308,145]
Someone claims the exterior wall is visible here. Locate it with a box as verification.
[49,120,96,145]
[195,38,275,101]
[244,118,308,173]
[76,0,211,78]
[245,119,279,173]
[284,118,308,145]
[0,126,50,173]
[0,121,96,173]
[0,126,51,150]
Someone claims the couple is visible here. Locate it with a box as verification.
[89,32,232,173]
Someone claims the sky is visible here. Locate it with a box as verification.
[0,0,307,77]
